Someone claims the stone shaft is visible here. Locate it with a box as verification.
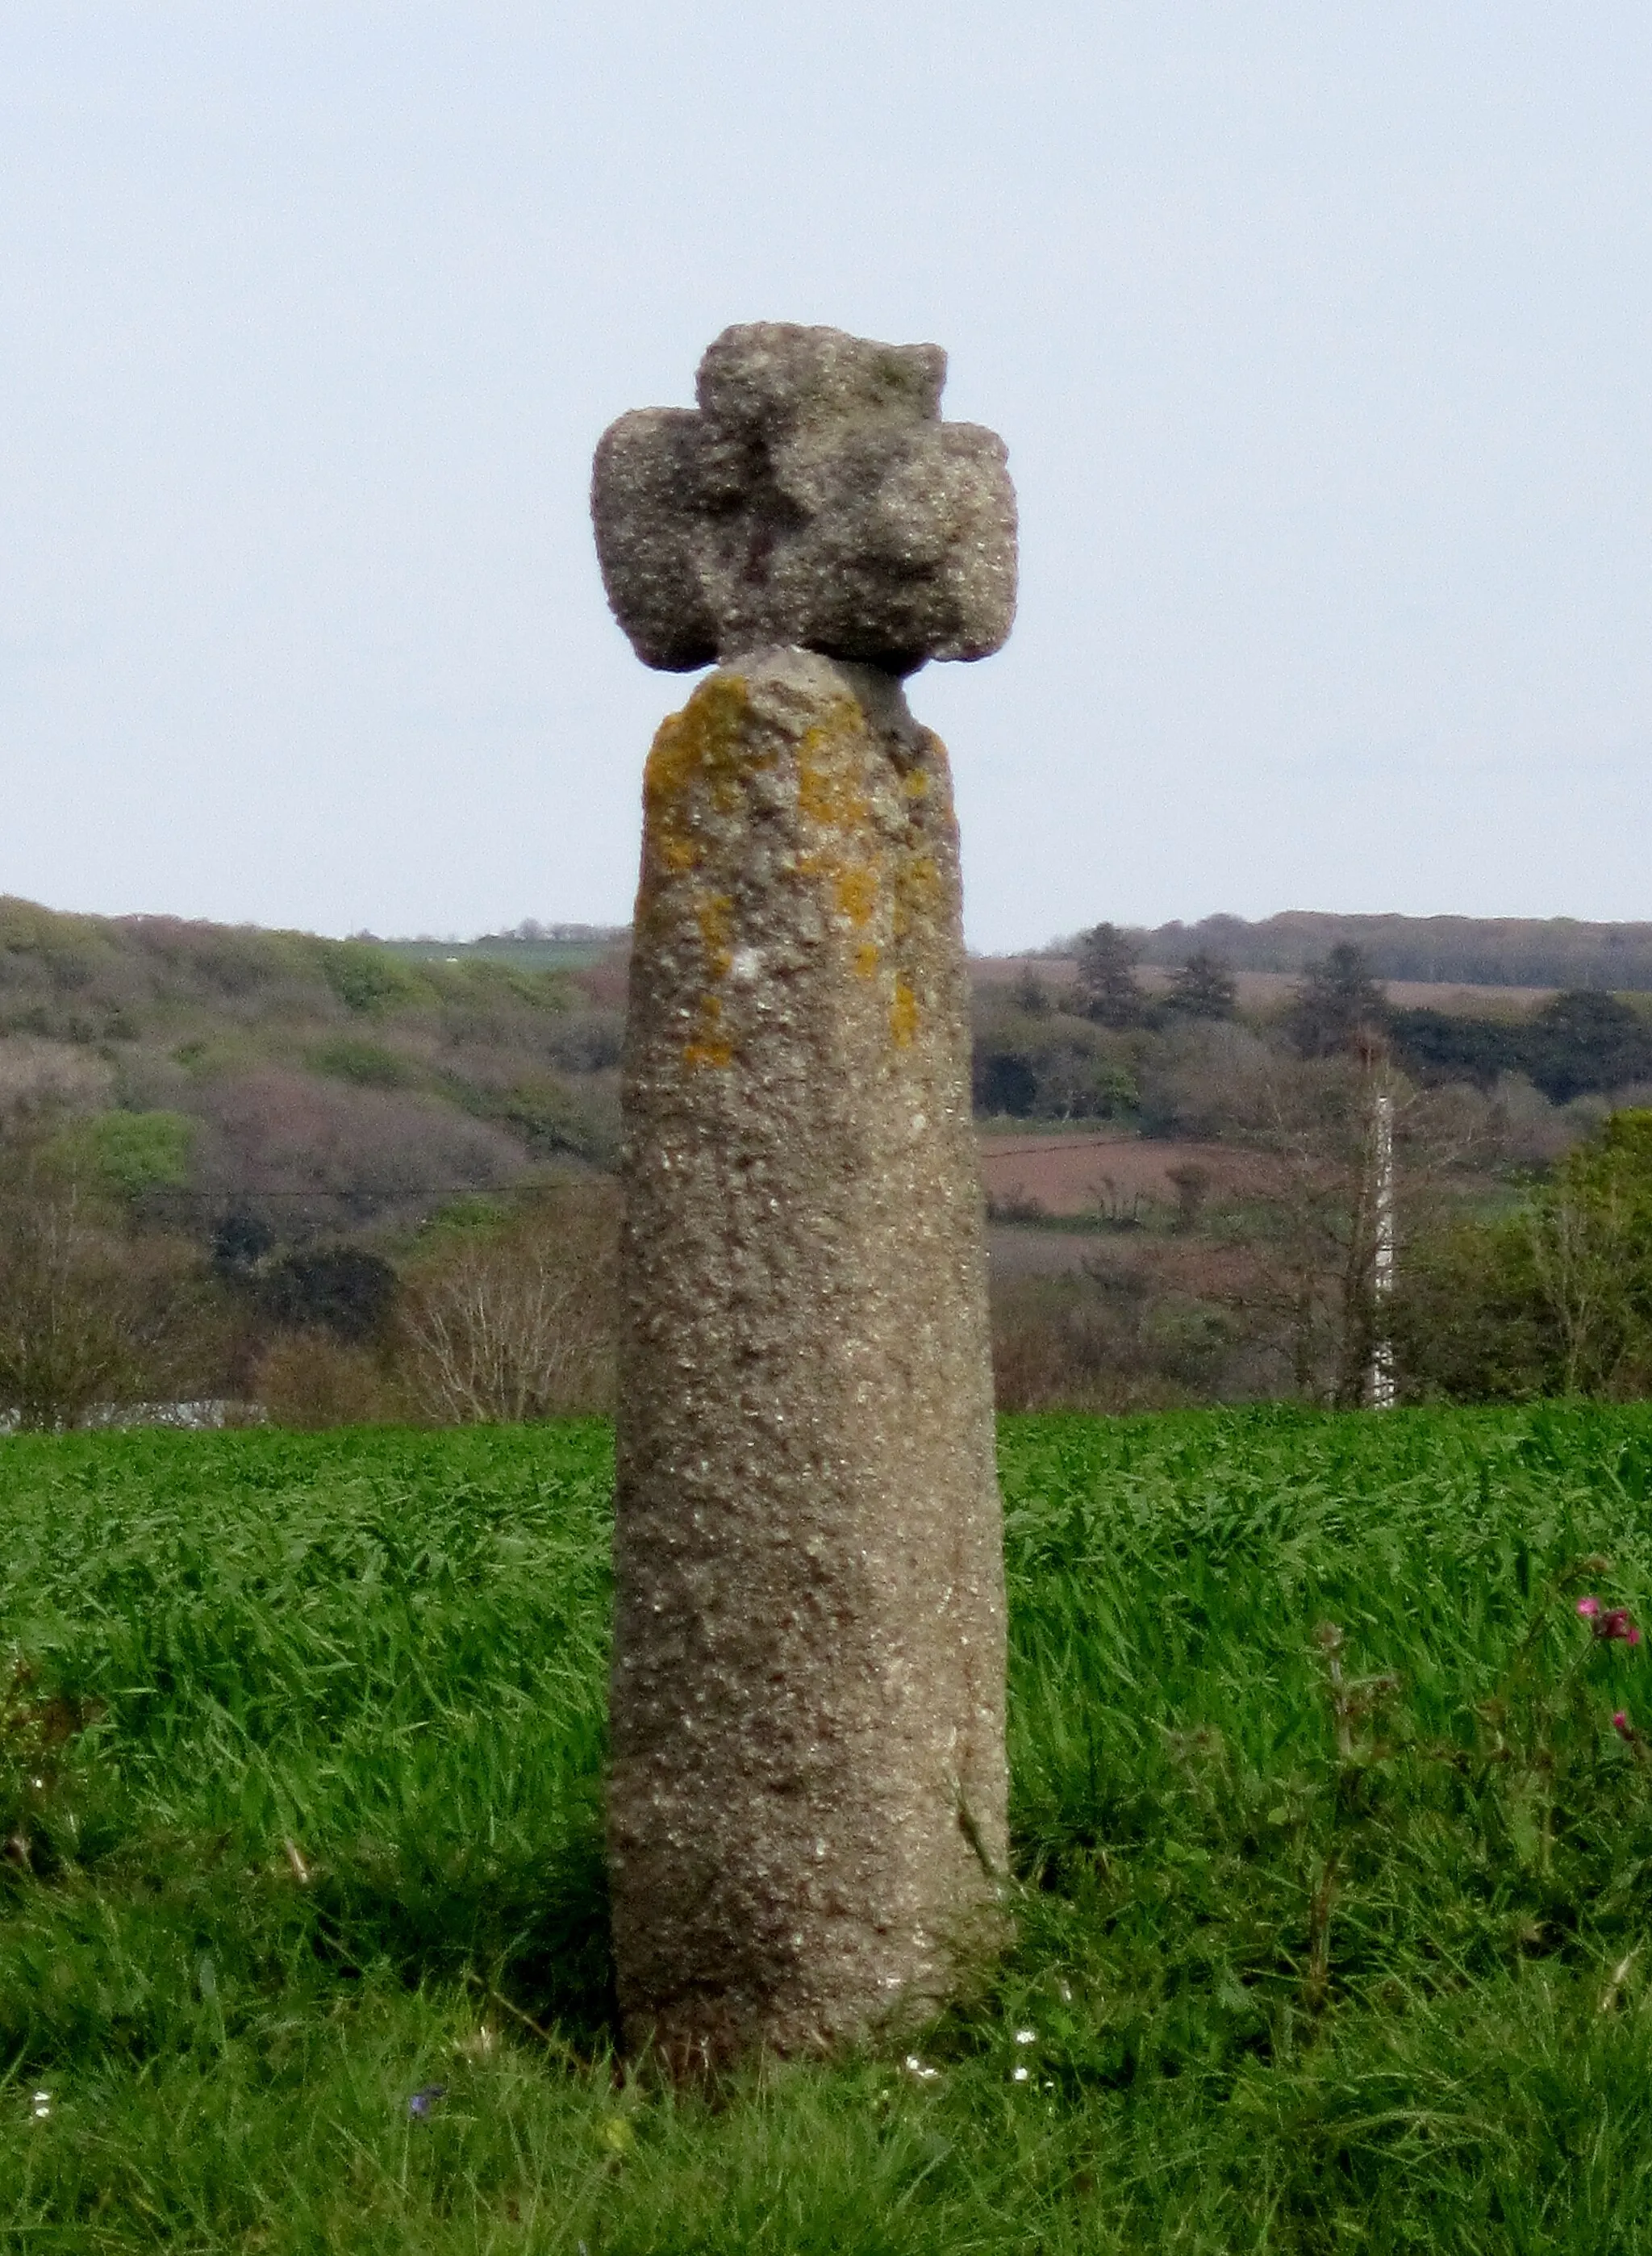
[610,646,1008,2066]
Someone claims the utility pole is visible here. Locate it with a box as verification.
[1368,1083,1396,1409]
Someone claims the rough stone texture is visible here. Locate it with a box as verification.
[592,323,1016,675]
[609,647,1009,2066]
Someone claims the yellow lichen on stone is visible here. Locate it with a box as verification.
[789,697,899,961]
[796,699,872,834]
[645,672,750,815]
[891,852,941,942]
[854,942,880,980]
[639,674,758,902]
[694,892,735,980]
[832,864,879,930]
[682,992,733,1072]
[890,977,919,1047]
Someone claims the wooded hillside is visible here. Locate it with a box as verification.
[10,892,1652,1427]
[0,896,624,1234]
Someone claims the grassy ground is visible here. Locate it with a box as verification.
[6,1409,1652,2250]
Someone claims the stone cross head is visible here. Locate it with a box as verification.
[592,321,1017,677]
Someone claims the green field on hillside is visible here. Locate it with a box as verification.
[379,935,624,974]
[6,1410,1652,2251]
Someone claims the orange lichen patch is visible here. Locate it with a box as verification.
[645,673,750,815]
[854,942,880,980]
[832,863,879,929]
[639,674,766,900]
[682,992,733,1072]
[891,852,941,942]
[694,891,735,980]
[796,700,872,833]
[890,978,919,1048]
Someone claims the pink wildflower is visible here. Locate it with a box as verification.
[1614,1711,1633,1739]
[1578,1596,1602,1619]
[1598,1609,1641,1645]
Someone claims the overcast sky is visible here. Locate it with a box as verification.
[4,4,1650,951]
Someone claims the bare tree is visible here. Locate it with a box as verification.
[1207,1049,1487,1405]
[1523,1110,1652,1397]
[0,1109,226,1430]
[0,1193,136,1428]
[0,1178,211,1429]
[398,1185,615,1422]
[1525,1183,1626,1397]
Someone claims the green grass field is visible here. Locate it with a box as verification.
[6,1409,1652,2252]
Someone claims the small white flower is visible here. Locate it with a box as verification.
[31,2091,50,2118]
[902,2055,941,2082]
[1014,2028,1037,2045]
[1012,2065,1031,2083]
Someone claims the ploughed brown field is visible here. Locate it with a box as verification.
[970,958,1555,1015]
[977,1130,1266,1222]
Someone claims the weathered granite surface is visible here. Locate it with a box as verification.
[607,647,1009,2066]
[592,322,1016,675]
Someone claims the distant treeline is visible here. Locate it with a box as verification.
[1120,913,1652,992]
[1391,991,1652,1103]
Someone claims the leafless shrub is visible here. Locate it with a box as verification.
[991,1250,1238,1412]
[1166,1162,1212,1232]
[1140,1020,1280,1140]
[1487,1074,1579,1171]
[0,1097,236,1427]
[0,1038,114,1120]
[252,1334,396,1430]
[398,1184,617,1423]
[543,1007,625,1075]
[0,1181,219,1431]
[986,1184,1049,1225]
[0,1195,143,1429]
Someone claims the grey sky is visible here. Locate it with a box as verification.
[4,3,1650,951]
